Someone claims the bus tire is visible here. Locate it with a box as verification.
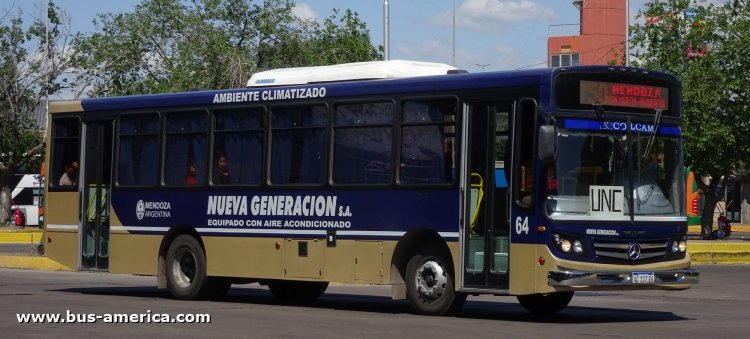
[405,248,466,316]
[165,234,210,300]
[268,280,329,302]
[516,291,574,314]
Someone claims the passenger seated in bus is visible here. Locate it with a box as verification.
[213,154,231,184]
[59,160,78,186]
[185,161,198,185]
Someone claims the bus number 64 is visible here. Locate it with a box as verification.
[515,216,529,235]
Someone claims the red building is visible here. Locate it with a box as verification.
[548,0,626,67]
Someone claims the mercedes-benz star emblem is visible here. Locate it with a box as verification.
[628,243,642,261]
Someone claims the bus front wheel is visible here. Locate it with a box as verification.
[405,248,466,315]
[166,234,229,300]
[516,291,574,314]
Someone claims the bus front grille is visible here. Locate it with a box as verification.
[593,239,668,262]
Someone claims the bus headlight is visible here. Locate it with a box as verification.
[553,233,584,255]
[573,240,583,254]
[672,239,688,253]
[560,239,572,253]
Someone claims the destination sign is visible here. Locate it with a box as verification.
[580,80,668,110]
[589,185,625,217]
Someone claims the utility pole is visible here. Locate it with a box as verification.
[44,0,50,130]
[452,0,456,66]
[625,0,629,66]
[384,0,390,60]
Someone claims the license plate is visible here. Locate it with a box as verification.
[632,272,655,284]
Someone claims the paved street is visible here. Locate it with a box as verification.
[2,265,749,338]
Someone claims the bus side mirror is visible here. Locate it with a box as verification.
[539,125,556,163]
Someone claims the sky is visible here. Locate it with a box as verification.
[2,0,725,73]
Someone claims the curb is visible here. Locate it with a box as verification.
[688,225,750,233]
[0,255,70,271]
[689,252,750,264]
[0,232,43,244]
[688,242,750,264]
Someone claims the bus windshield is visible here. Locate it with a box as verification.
[544,124,684,221]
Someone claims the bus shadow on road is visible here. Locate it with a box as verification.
[458,300,689,323]
[54,284,415,314]
[53,285,688,323]
[54,286,172,299]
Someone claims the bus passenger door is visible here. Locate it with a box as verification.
[462,102,511,290]
[79,121,114,270]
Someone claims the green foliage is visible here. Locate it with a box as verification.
[0,2,66,222]
[1,2,62,175]
[0,113,43,174]
[630,0,750,237]
[71,0,383,96]
[631,0,750,176]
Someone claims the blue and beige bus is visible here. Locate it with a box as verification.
[43,60,698,315]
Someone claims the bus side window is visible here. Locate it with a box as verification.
[333,102,394,184]
[213,107,265,185]
[118,114,160,186]
[52,118,81,190]
[164,110,208,186]
[271,104,328,185]
[400,99,456,184]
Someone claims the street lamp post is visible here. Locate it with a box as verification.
[476,63,489,72]
[384,0,390,60]
[452,0,455,66]
[625,0,629,66]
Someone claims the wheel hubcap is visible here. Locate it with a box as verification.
[172,248,196,288]
[415,259,447,301]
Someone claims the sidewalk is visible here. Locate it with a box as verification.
[0,227,67,270]
[0,226,749,271]
[687,225,750,264]
[0,227,43,243]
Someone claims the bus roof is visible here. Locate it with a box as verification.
[51,65,678,113]
[246,60,463,87]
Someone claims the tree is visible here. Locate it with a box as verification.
[630,0,750,239]
[0,1,73,225]
[259,8,383,69]
[71,0,382,96]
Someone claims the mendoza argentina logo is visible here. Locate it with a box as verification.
[136,199,172,220]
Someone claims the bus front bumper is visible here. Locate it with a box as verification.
[548,269,699,287]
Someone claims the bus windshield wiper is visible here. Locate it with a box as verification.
[642,109,663,160]
[593,104,614,135]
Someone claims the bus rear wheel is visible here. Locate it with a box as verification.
[166,234,229,300]
[268,280,329,302]
[516,291,574,314]
[405,248,466,316]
